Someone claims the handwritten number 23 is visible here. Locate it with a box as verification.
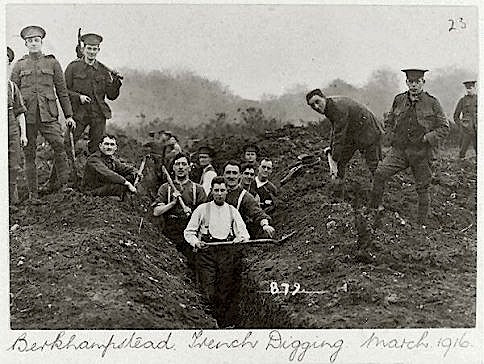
[449,18,467,32]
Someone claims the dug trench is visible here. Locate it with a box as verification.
[9,126,476,329]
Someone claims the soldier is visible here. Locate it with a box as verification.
[243,143,260,169]
[255,158,278,214]
[64,32,122,154]
[7,47,28,207]
[370,69,449,226]
[306,89,384,183]
[83,134,140,197]
[153,153,207,261]
[198,146,217,195]
[11,26,76,199]
[454,80,477,159]
[184,176,249,327]
[222,160,275,238]
[164,133,182,167]
[239,162,260,204]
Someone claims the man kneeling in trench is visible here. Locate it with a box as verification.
[184,176,249,328]
[83,134,140,197]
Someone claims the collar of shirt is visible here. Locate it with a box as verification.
[255,176,268,188]
[406,91,422,104]
[29,52,42,60]
[202,164,214,173]
[174,178,190,188]
[83,58,99,69]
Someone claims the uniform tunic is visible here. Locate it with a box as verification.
[64,58,122,153]
[454,94,477,157]
[372,91,449,220]
[10,52,73,191]
[83,151,137,195]
[324,96,384,177]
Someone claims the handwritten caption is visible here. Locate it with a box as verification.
[448,17,467,31]
[360,330,472,358]
[6,329,473,362]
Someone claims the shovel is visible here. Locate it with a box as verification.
[68,128,80,188]
[197,230,297,248]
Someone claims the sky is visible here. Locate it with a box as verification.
[5,3,479,100]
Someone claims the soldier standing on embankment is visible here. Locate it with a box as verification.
[453,80,477,159]
[370,69,449,227]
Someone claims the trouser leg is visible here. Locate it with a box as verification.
[8,133,21,204]
[410,158,432,222]
[362,140,382,177]
[370,147,409,208]
[196,249,218,306]
[24,122,39,198]
[216,246,241,327]
[87,114,106,154]
[39,121,70,186]
[88,183,126,197]
[459,131,471,158]
[164,220,193,265]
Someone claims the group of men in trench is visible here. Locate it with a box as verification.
[7,25,477,327]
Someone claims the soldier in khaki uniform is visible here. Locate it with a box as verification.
[64,33,123,153]
[453,81,477,158]
[7,47,28,206]
[370,69,449,226]
[10,26,76,199]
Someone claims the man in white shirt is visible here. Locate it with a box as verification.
[198,146,217,195]
[184,176,249,327]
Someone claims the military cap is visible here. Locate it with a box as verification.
[198,145,214,156]
[463,81,477,88]
[244,143,260,154]
[148,130,156,137]
[80,33,103,45]
[401,69,428,80]
[20,25,46,40]
[7,46,14,63]
[160,130,173,136]
[306,88,325,104]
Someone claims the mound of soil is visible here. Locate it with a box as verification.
[188,125,476,328]
[10,125,476,329]
[9,191,216,329]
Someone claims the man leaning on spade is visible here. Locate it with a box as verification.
[306,88,384,193]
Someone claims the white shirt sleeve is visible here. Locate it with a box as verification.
[231,206,251,241]
[201,170,217,195]
[184,204,204,246]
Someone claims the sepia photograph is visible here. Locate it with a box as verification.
[4,2,479,353]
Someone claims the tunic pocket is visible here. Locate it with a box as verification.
[40,68,54,86]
